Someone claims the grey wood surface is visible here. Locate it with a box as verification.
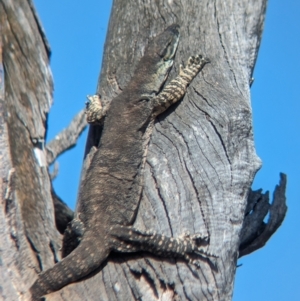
[0,0,60,300]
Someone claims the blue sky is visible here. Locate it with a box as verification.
[34,1,300,300]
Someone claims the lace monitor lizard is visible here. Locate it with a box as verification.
[30,24,211,300]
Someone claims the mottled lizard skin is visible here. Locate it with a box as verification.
[30,24,211,300]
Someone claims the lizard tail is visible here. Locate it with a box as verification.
[30,238,109,300]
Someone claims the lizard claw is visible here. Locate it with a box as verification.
[187,54,210,68]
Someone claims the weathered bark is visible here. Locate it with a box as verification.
[239,174,287,257]
[0,0,287,301]
[0,1,60,300]
[0,0,84,299]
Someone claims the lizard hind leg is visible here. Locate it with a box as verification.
[62,218,85,257]
[110,225,217,266]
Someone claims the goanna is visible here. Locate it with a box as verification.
[30,24,211,299]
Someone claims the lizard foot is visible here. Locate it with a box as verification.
[110,225,217,266]
[62,218,85,257]
[85,94,106,124]
[179,54,210,78]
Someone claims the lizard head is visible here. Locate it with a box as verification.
[151,23,180,62]
[131,24,180,98]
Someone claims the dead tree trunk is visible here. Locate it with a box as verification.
[0,1,84,300]
[81,0,286,300]
[0,1,60,300]
[0,0,286,300]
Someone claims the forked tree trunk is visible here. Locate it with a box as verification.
[0,0,286,301]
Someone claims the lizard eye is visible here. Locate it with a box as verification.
[158,32,179,61]
[159,41,175,61]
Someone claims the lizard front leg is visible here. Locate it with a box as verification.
[152,54,209,116]
[85,94,109,124]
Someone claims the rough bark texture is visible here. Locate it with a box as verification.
[0,0,287,301]
[0,1,60,300]
[0,1,85,300]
